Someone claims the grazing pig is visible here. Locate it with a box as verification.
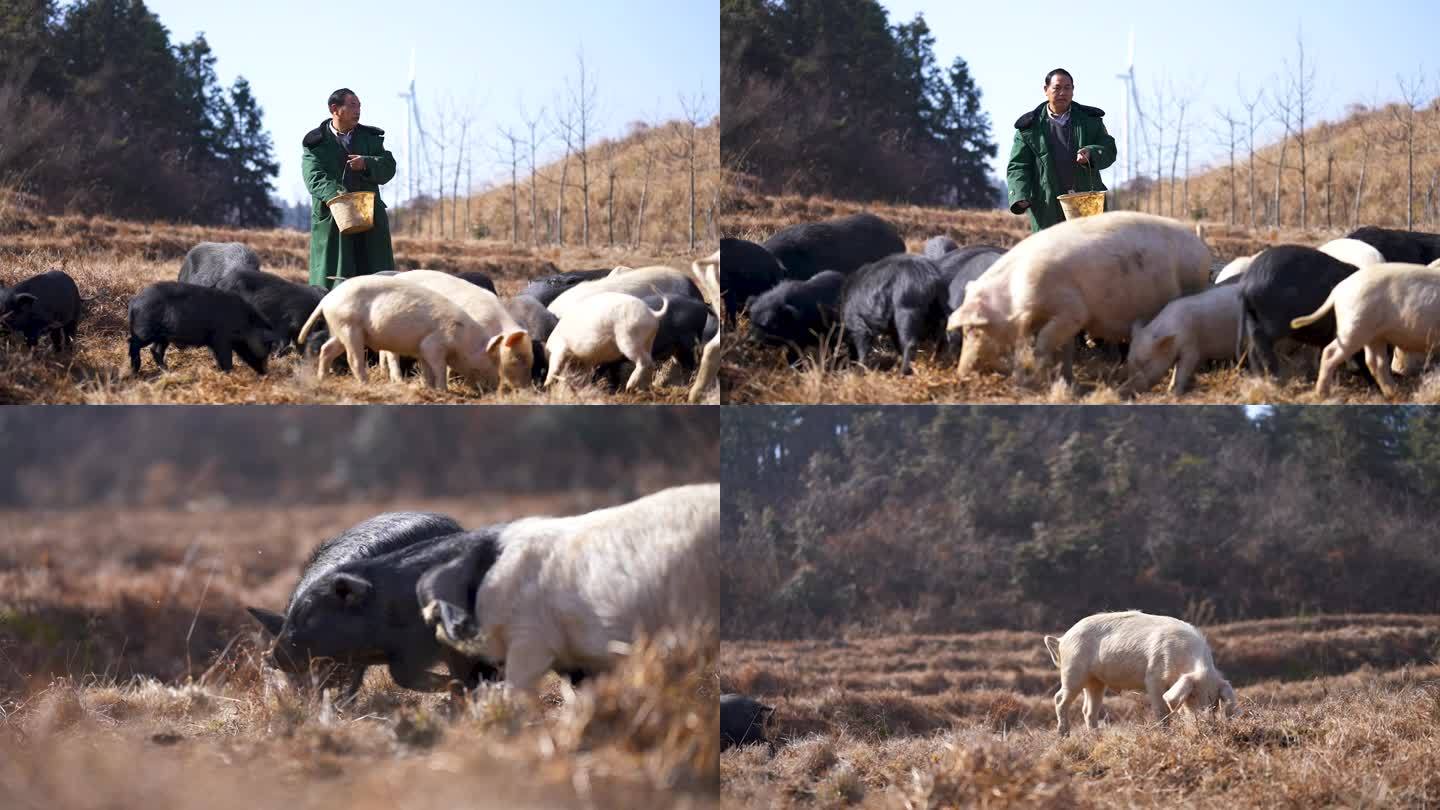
[1213,255,1254,285]
[211,268,325,354]
[519,268,613,306]
[1346,226,1440,265]
[545,292,668,391]
[382,270,534,391]
[840,254,947,374]
[721,694,776,752]
[128,282,280,374]
[1045,611,1237,735]
[177,242,261,286]
[720,237,785,323]
[748,270,846,362]
[296,274,496,391]
[248,511,461,692]
[595,294,712,388]
[923,235,959,260]
[547,265,700,320]
[1123,284,1242,395]
[0,270,81,351]
[949,212,1210,381]
[762,212,905,280]
[247,512,501,699]
[1291,262,1440,397]
[1237,245,1369,382]
[1317,237,1385,269]
[505,295,558,382]
[417,483,719,694]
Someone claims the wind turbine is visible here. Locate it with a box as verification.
[1115,27,1145,205]
[397,48,433,207]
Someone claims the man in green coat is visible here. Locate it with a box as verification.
[1007,68,1117,232]
[303,88,397,288]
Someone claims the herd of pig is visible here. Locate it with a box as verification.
[724,211,1440,397]
[246,483,718,703]
[0,242,723,397]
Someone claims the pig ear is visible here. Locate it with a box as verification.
[485,333,504,356]
[504,330,527,349]
[1219,680,1238,717]
[437,600,475,643]
[332,573,372,606]
[246,606,285,637]
[1155,334,1176,352]
[13,293,37,310]
[1163,674,1196,712]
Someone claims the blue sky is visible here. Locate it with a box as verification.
[879,0,1439,191]
[145,0,719,205]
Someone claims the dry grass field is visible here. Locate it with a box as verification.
[721,615,1440,808]
[0,493,718,809]
[722,192,1440,404]
[0,204,719,404]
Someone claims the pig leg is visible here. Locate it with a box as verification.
[151,341,169,369]
[1171,349,1201,395]
[502,637,555,695]
[1316,339,1351,396]
[210,342,235,372]
[317,337,344,378]
[381,351,405,382]
[1364,341,1398,398]
[895,309,928,376]
[1146,672,1173,723]
[1033,314,1085,382]
[1082,681,1105,729]
[1053,684,1080,736]
[49,325,66,353]
[543,346,567,388]
[129,336,144,373]
[417,335,448,391]
[335,324,368,383]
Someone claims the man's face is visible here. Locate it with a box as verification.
[1045,75,1073,115]
[332,94,361,131]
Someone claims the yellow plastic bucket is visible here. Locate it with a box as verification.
[328,190,375,235]
[1057,190,1106,220]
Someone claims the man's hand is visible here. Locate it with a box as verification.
[346,155,367,172]
[1012,200,1031,213]
[1076,148,1091,166]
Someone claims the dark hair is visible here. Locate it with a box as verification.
[1044,69,1074,88]
[327,88,355,111]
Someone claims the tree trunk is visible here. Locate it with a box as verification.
[1325,150,1333,230]
[688,130,698,251]
[1352,139,1369,228]
[634,155,652,248]
[510,156,518,244]
[1228,122,1237,226]
[557,149,570,246]
[1273,137,1288,228]
[607,169,615,247]
[1406,126,1415,229]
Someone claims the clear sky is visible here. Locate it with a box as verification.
[144,0,719,205]
[879,0,1439,192]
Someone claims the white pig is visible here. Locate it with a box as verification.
[1124,284,1242,395]
[545,292,669,391]
[948,212,1210,381]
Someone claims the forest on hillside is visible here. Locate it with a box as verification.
[0,0,279,225]
[721,0,998,207]
[722,407,1440,638]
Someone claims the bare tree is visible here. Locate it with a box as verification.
[1212,107,1241,225]
[451,117,469,239]
[1389,72,1427,229]
[1237,83,1265,228]
[1282,30,1318,230]
[602,139,619,247]
[551,101,576,246]
[559,49,600,248]
[667,87,710,251]
[496,125,523,243]
[1266,83,1295,227]
[632,117,658,248]
[1168,84,1191,218]
[1148,80,1168,215]
[519,101,546,246]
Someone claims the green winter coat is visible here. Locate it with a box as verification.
[1006,101,1117,232]
[302,120,397,288]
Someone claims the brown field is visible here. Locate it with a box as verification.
[723,192,1440,404]
[721,615,1440,808]
[0,206,718,404]
[0,494,717,808]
